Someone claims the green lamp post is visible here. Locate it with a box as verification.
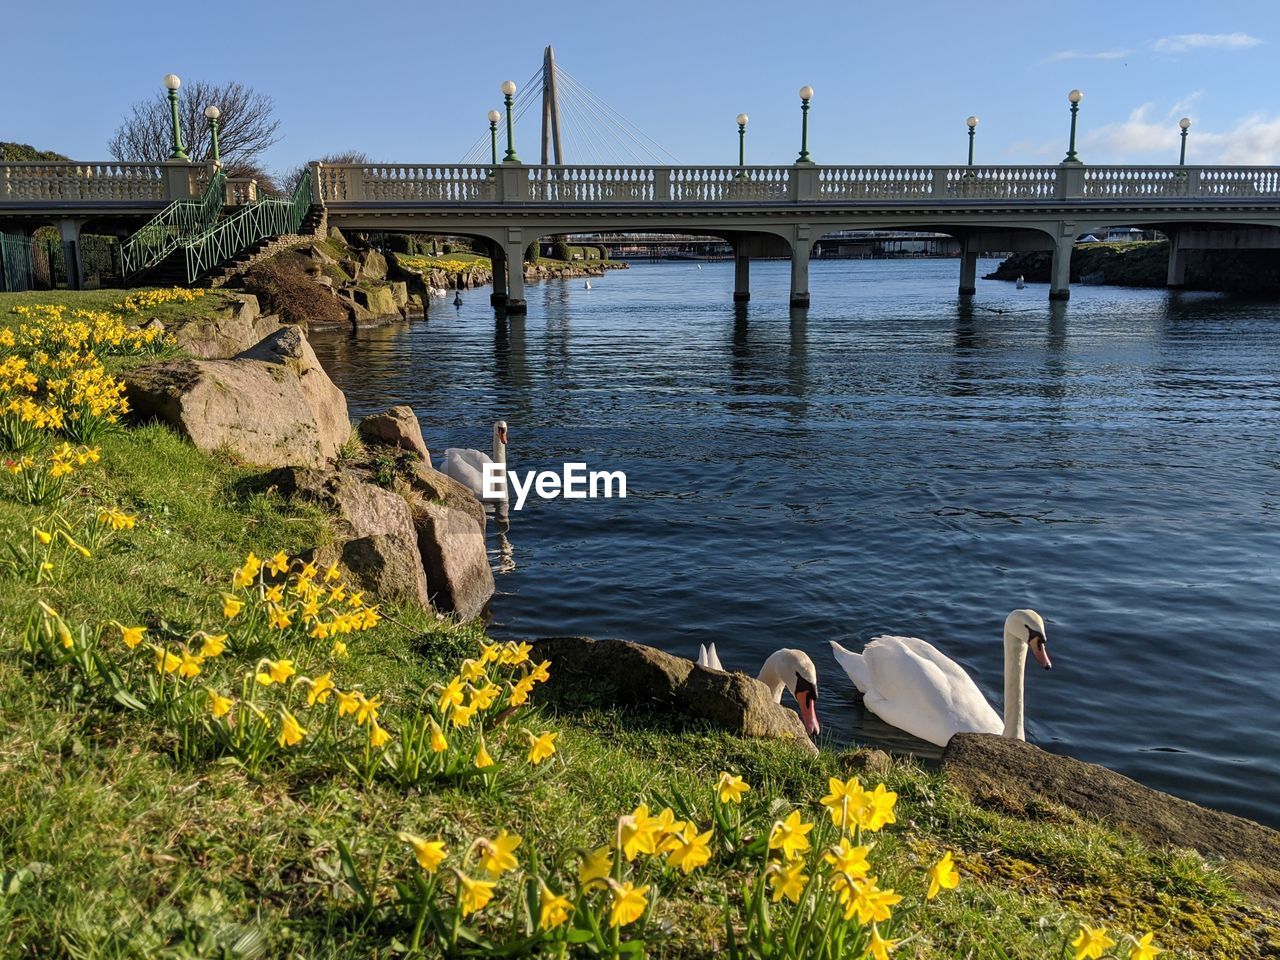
[501,80,520,163]
[966,115,979,166]
[488,109,501,166]
[1178,117,1191,165]
[204,105,221,165]
[796,85,814,163]
[163,73,189,161]
[736,113,749,174]
[1063,88,1083,163]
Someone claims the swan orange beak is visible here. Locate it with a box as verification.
[1030,636,1052,670]
[796,689,820,737]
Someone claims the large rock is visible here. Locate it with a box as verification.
[124,326,349,469]
[358,405,431,462]
[943,734,1280,905]
[166,293,283,359]
[531,637,817,753]
[404,461,493,619]
[267,466,430,608]
[358,248,388,281]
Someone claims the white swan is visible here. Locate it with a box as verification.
[696,643,821,737]
[441,420,507,505]
[584,279,592,290]
[829,610,1051,747]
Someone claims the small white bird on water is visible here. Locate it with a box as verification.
[584,279,592,290]
[829,609,1052,747]
[696,643,821,737]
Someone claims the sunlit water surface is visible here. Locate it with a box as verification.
[311,258,1280,827]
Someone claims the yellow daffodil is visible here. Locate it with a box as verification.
[864,783,898,832]
[538,882,573,930]
[324,563,341,583]
[1072,925,1117,960]
[278,709,306,747]
[398,832,446,873]
[430,721,448,753]
[608,881,649,928]
[354,694,381,726]
[369,720,392,748]
[206,689,234,718]
[769,858,808,904]
[120,625,145,649]
[665,824,714,874]
[221,594,244,619]
[336,689,360,718]
[474,737,494,769]
[716,771,750,805]
[477,829,521,878]
[526,731,558,765]
[267,551,290,577]
[820,775,869,830]
[619,804,662,861]
[768,810,814,860]
[867,925,899,960]
[154,646,181,674]
[263,584,284,604]
[456,872,495,917]
[198,633,227,658]
[926,850,960,900]
[268,606,292,630]
[1128,932,1162,960]
[823,839,871,880]
[508,676,536,707]
[834,876,902,925]
[579,846,613,888]
[55,620,74,649]
[305,673,335,706]
[478,641,501,664]
[450,702,477,728]
[177,649,202,679]
[438,676,466,711]
[255,658,295,686]
[34,528,52,545]
[330,638,348,658]
[528,659,551,683]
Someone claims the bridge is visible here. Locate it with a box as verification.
[4,158,1280,309]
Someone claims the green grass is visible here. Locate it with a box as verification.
[0,290,1275,959]
[0,289,238,331]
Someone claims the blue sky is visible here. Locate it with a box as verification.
[4,0,1278,174]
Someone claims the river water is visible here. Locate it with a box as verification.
[310,258,1280,827]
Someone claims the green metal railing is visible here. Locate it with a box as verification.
[120,169,226,279]
[183,169,313,284]
[0,232,36,292]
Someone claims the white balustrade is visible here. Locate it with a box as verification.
[1197,167,1280,197]
[818,167,935,201]
[669,167,791,202]
[0,162,165,202]
[1083,167,1191,198]
[942,166,1059,200]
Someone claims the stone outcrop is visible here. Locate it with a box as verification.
[124,326,349,469]
[530,636,817,753]
[358,406,431,462]
[943,733,1280,905]
[403,461,492,618]
[357,248,388,281]
[164,294,283,359]
[267,466,430,608]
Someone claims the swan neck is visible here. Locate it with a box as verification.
[756,663,785,704]
[1002,632,1027,740]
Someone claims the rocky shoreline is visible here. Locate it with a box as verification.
[987,241,1280,293]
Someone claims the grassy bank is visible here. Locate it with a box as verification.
[0,290,1275,958]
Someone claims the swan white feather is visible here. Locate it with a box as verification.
[829,610,1051,748]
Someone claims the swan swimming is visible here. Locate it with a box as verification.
[453,291,464,306]
[441,420,507,504]
[697,643,821,736]
[584,279,592,290]
[829,610,1051,747]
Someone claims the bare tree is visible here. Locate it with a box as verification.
[108,80,280,177]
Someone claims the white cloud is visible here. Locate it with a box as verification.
[1152,32,1262,54]
[1081,99,1280,164]
[1042,48,1130,64]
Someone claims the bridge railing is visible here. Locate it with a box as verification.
[0,162,170,202]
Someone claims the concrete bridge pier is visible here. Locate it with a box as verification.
[1166,232,1187,288]
[734,249,750,302]
[1049,230,1075,301]
[789,225,811,308]
[490,244,509,307]
[502,229,527,314]
[958,237,979,296]
[57,219,85,291]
